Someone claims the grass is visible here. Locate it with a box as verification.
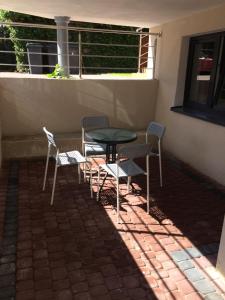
[99,72,150,78]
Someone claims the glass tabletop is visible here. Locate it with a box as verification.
[85,127,137,144]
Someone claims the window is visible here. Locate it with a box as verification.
[173,31,225,126]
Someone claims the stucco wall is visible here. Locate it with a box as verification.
[151,3,225,185]
[0,77,158,157]
[0,117,1,167]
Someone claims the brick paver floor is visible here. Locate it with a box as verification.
[1,156,225,299]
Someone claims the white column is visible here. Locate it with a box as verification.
[54,16,70,77]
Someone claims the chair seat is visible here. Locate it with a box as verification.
[100,160,145,178]
[57,150,86,166]
[85,143,107,156]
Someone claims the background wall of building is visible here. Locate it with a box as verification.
[151,3,225,185]
[0,76,158,157]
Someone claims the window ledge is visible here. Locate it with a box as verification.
[171,106,225,127]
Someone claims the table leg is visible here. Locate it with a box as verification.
[99,143,117,196]
[106,144,117,163]
[111,144,117,163]
[106,144,111,163]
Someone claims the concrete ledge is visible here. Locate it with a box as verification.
[2,131,145,159]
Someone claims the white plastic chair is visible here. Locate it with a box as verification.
[146,121,166,187]
[81,115,109,179]
[42,127,93,205]
[97,143,151,223]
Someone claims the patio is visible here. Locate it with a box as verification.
[1,1,225,300]
[0,155,225,300]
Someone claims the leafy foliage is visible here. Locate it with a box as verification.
[0,10,55,72]
[0,10,140,74]
[47,64,68,79]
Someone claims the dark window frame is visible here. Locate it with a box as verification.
[172,31,225,126]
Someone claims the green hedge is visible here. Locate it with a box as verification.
[0,10,140,73]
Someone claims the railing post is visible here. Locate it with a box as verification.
[136,28,143,73]
[79,32,82,79]
[138,34,142,73]
[153,37,158,79]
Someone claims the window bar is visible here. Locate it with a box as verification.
[138,34,142,72]
[78,31,82,79]
[153,37,158,79]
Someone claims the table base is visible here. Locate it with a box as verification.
[106,144,117,163]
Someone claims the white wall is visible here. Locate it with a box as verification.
[151,4,225,185]
[0,117,1,167]
[0,92,2,166]
[0,77,158,157]
[0,77,158,135]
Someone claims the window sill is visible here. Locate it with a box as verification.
[171,106,225,127]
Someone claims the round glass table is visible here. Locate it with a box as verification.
[85,127,137,163]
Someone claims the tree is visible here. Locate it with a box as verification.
[0,10,139,74]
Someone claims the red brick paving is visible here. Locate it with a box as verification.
[0,157,225,299]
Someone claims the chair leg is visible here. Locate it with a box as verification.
[117,177,120,224]
[42,146,50,191]
[146,156,150,214]
[90,164,93,198]
[96,167,101,201]
[127,176,131,193]
[78,163,81,184]
[50,162,58,206]
[159,153,163,187]
[84,153,87,182]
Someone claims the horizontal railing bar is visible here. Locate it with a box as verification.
[81,66,153,70]
[0,50,79,56]
[83,67,153,70]
[0,52,153,62]
[82,42,139,48]
[82,54,138,59]
[83,66,139,70]
[0,37,153,48]
[0,50,153,60]
[0,37,154,50]
[0,37,58,44]
[0,37,79,45]
[138,57,153,60]
[0,21,161,36]
[0,37,141,48]
[0,39,155,54]
[0,63,76,68]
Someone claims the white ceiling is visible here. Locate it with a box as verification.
[0,0,225,27]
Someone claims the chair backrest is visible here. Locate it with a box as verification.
[81,115,109,144]
[43,127,57,148]
[118,143,151,160]
[146,121,166,141]
[81,115,109,131]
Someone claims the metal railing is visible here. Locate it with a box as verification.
[0,21,161,78]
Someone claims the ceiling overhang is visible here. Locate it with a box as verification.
[0,0,225,27]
